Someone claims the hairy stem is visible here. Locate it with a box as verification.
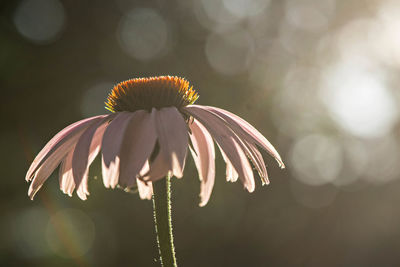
[152,174,177,267]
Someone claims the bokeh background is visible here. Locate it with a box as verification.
[1,0,400,266]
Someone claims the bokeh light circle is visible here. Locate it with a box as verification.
[205,30,255,75]
[290,134,343,186]
[195,0,241,32]
[222,0,271,18]
[13,0,66,44]
[285,0,335,32]
[320,60,399,138]
[46,208,95,258]
[363,136,400,185]
[10,207,51,258]
[117,8,170,61]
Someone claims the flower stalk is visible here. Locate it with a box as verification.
[152,174,177,267]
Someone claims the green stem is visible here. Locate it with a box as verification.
[152,174,177,267]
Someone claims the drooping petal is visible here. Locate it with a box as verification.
[72,116,113,188]
[190,105,285,168]
[59,149,76,197]
[73,117,111,200]
[137,179,153,200]
[246,141,269,185]
[233,134,269,183]
[118,110,157,188]
[189,119,215,207]
[28,116,108,199]
[28,145,74,199]
[143,107,188,181]
[101,112,133,188]
[138,110,169,181]
[140,160,150,177]
[185,106,255,192]
[218,145,238,182]
[26,115,107,181]
[28,134,83,199]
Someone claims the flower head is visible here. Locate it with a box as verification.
[26,76,284,206]
[105,76,198,112]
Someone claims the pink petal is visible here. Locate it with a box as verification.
[26,115,106,182]
[143,107,188,181]
[190,105,285,169]
[73,117,111,200]
[27,120,100,200]
[143,155,170,182]
[184,106,255,192]
[72,116,112,186]
[246,141,269,185]
[140,160,150,176]
[101,112,133,188]
[137,179,153,200]
[29,145,73,199]
[139,110,170,181]
[118,110,157,188]
[218,145,238,182]
[230,133,269,183]
[59,149,76,196]
[189,119,216,207]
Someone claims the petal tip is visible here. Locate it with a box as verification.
[246,184,255,193]
[278,159,285,169]
[261,180,270,186]
[25,175,33,182]
[198,193,209,207]
[77,193,88,201]
[28,184,41,200]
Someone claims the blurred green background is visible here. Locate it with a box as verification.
[2,0,400,266]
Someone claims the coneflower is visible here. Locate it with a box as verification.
[26,76,284,266]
